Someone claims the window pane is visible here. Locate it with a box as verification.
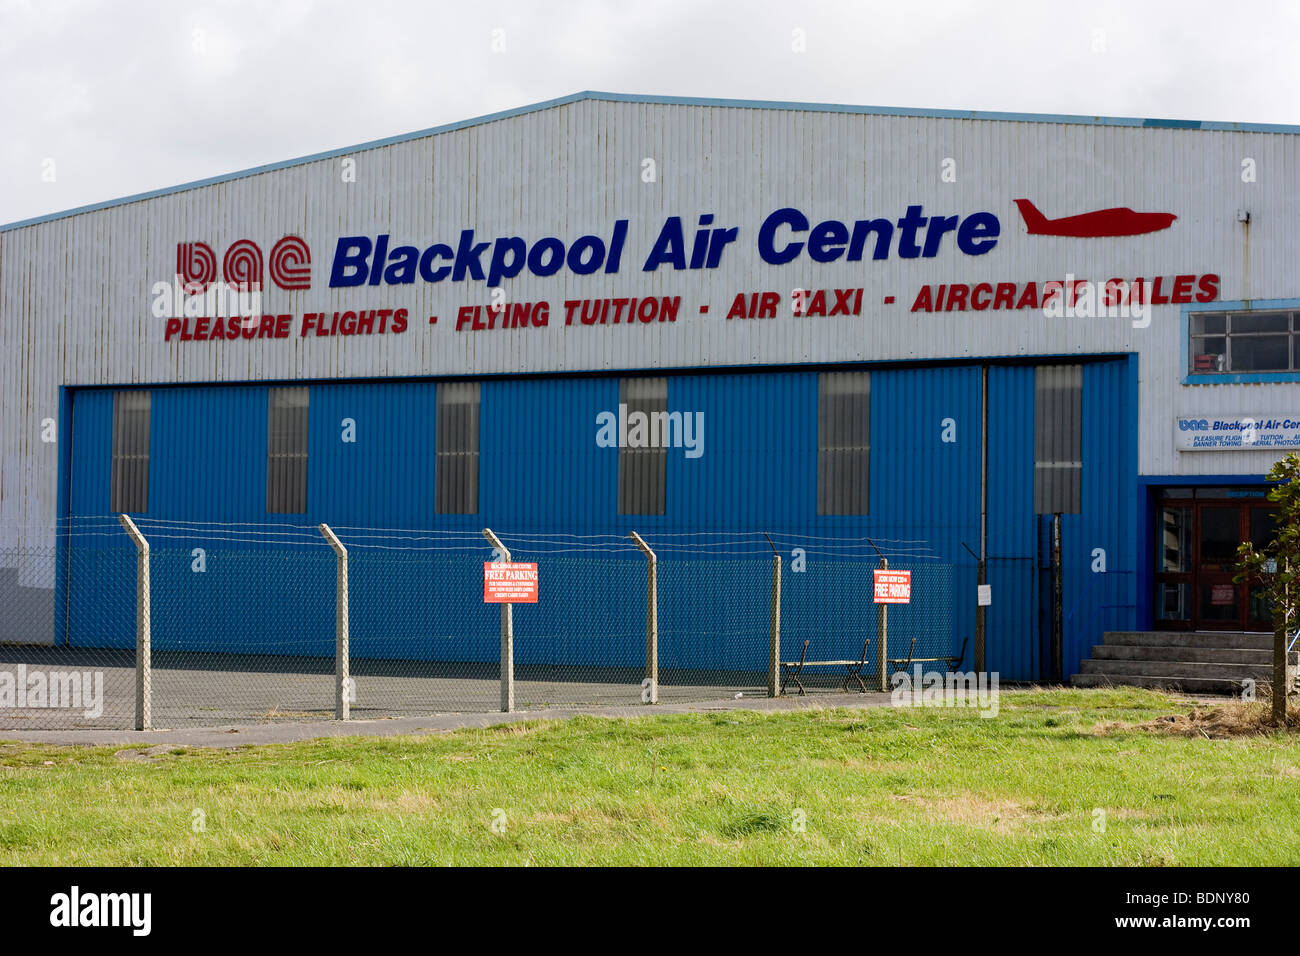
[1190,313,1225,335]
[817,372,869,515]
[1230,312,1288,334]
[1199,507,1240,572]
[1229,335,1289,372]
[1155,582,1190,623]
[1198,581,1240,622]
[1033,365,1081,514]
[436,382,480,515]
[267,387,308,513]
[1157,506,1193,572]
[1190,339,1226,372]
[111,390,150,513]
[618,377,666,516]
[1248,507,1279,549]
[1188,312,1300,374]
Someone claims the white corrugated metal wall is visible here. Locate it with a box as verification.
[1,95,1297,553]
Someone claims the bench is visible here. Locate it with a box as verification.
[780,637,871,696]
[887,636,969,675]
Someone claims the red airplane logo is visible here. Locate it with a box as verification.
[1013,199,1177,238]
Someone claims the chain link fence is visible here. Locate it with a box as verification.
[0,521,969,729]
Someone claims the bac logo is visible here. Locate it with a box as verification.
[1178,419,1210,431]
[177,236,311,292]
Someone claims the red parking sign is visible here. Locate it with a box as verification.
[873,570,911,604]
[484,562,539,603]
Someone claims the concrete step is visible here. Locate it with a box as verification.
[1071,673,1258,695]
[1090,644,1296,665]
[1102,630,1278,650]
[1079,658,1271,679]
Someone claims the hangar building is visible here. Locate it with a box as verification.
[1,91,1296,684]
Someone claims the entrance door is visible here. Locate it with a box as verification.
[1196,505,1244,628]
[1154,491,1278,631]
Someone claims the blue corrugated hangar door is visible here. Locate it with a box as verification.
[62,388,136,649]
[61,384,338,658]
[971,365,1035,682]
[984,358,1138,683]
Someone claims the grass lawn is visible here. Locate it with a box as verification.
[2,687,1299,866]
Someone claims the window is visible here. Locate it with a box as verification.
[817,372,870,515]
[618,377,667,515]
[1189,311,1298,374]
[111,390,150,513]
[267,387,309,513]
[1034,365,1081,514]
[436,382,480,514]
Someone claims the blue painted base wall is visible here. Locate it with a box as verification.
[61,358,1141,681]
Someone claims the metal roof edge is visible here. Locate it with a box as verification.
[4,90,1297,233]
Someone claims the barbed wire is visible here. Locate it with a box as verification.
[0,517,988,729]
[2,519,954,562]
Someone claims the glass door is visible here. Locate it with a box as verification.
[1154,491,1278,632]
[1195,506,1242,628]
[1154,502,1193,629]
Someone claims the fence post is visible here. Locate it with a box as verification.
[318,524,349,720]
[119,515,151,731]
[977,364,989,674]
[877,556,888,692]
[1051,514,1063,684]
[630,532,658,704]
[483,528,513,713]
[1273,560,1292,725]
[769,552,782,697]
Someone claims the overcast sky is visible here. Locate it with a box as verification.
[3,0,1298,226]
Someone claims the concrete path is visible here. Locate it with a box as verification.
[0,691,900,748]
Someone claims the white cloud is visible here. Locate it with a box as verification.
[1,0,1298,224]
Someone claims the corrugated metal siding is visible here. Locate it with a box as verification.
[3,101,1297,555]
[66,390,135,649]
[669,371,814,531]
[68,390,114,516]
[152,386,268,521]
[484,376,618,532]
[986,365,1039,679]
[1069,356,1140,673]
[309,381,441,528]
[981,358,1140,679]
[4,95,1293,654]
[59,360,1134,675]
